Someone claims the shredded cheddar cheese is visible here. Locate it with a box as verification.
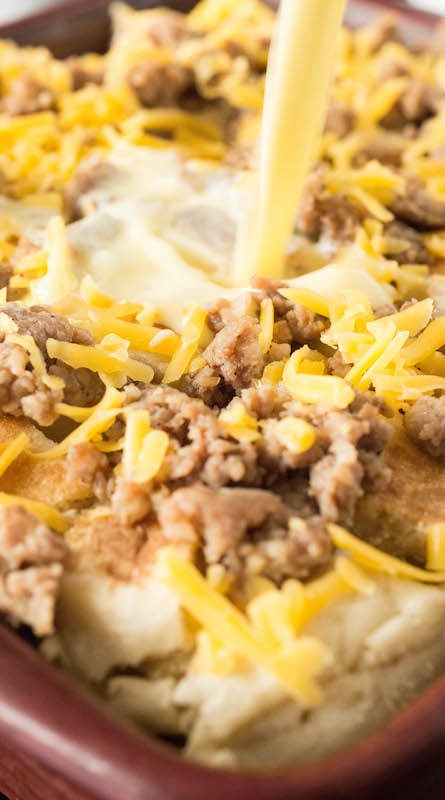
[278,288,330,318]
[262,360,285,385]
[0,433,28,478]
[163,305,208,384]
[368,298,433,338]
[345,322,401,389]
[123,409,169,483]
[357,77,409,128]
[258,297,274,354]
[193,630,247,676]
[402,318,445,367]
[219,399,260,443]
[426,524,445,572]
[8,333,65,393]
[247,581,305,646]
[80,276,114,309]
[330,524,445,584]
[156,548,331,706]
[32,385,124,460]
[85,309,180,357]
[283,353,354,408]
[372,374,445,403]
[158,545,379,694]
[302,569,350,624]
[55,400,103,422]
[274,418,316,455]
[46,338,154,384]
[0,491,67,533]
[32,216,76,305]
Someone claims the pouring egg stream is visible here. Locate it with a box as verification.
[236,0,347,284]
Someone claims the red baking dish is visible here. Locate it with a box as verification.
[0,2,444,799]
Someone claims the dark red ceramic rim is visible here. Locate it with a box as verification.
[0,0,439,32]
[0,0,439,39]
[0,0,439,53]
[0,2,443,800]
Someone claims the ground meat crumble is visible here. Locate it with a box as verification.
[201,316,264,394]
[0,304,104,425]
[390,176,445,231]
[0,506,67,635]
[0,341,59,427]
[297,169,365,247]
[65,442,111,503]
[158,485,332,584]
[1,74,55,116]
[127,62,194,108]
[405,396,445,461]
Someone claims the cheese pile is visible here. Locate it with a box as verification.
[157,527,445,707]
[0,0,273,204]
[282,286,445,412]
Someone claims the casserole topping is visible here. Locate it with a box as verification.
[1,0,445,769]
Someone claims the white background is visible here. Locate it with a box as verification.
[0,0,64,25]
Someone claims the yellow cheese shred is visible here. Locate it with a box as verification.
[368,298,433,338]
[279,287,330,318]
[123,409,169,483]
[32,216,76,304]
[0,433,29,478]
[55,401,102,422]
[33,386,124,461]
[219,399,260,443]
[346,185,394,223]
[426,523,445,572]
[283,353,354,408]
[163,305,208,384]
[425,232,445,259]
[290,345,326,375]
[357,77,409,128]
[87,309,180,357]
[372,374,445,402]
[46,339,154,384]
[193,630,247,676]
[330,523,445,583]
[293,554,375,629]
[302,569,350,623]
[274,417,316,454]
[262,360,285,385]
[345,322,396,388]
[419,351,445,379]
[247,583,305,647]
[362,331,409,389]
[247,560,358,641]
[258,297,274,354]
[80,275,113,309]
[8,334,65,393]
[107,302,145,320]
[402,318,445,367]
[335,554,375,596]
[0,491,67,533]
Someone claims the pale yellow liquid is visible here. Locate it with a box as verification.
[236,0,347,283]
